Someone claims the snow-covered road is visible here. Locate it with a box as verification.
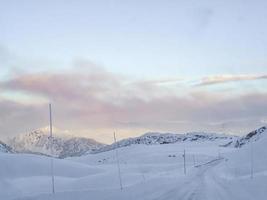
[155,159,226,200]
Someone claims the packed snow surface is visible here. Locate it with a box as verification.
[0,127,267,200]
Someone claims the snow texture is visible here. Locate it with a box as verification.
[0,127,266,200]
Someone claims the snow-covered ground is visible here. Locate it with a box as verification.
[0,130,266,200]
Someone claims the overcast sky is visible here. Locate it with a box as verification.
[0,0,267,143]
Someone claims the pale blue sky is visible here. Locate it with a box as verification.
[1,0,267,78]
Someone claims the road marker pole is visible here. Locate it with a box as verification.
[183,149,186,175]
[114,132,123,190]
[49,104,55,194]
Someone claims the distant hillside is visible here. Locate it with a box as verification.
[8,129,105,158]
[7,127,264,157]
[234,126,267,148]
[0,140,13,153]
[94,132,238,153]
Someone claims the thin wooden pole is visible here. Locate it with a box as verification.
[49,104,55,194]
[183,149,186,175]
[250,141,254,179]
[113,132,123,190]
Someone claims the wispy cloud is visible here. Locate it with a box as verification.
[136,77,183,85]
[195,74,267,86]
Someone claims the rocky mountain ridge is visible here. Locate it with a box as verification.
[8,129,105,158]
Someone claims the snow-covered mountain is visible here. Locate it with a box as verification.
[8,129,105,158]
[95,132,238,153]
[8,126,263,157]
[234,126,266,147]
[0,140,13,153]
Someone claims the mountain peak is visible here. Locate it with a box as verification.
[8,129,105,158]
[0,140,13,153]
[234,126,267,148]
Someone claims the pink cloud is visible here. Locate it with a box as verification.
[1,69,267,140]
[195,74,267,86]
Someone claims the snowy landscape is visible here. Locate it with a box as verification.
[1,1,267,199]
[1,126,266,200]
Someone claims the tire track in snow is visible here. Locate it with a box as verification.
[156,159,227,200]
